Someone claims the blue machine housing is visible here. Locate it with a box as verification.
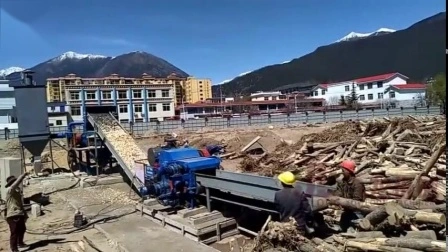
[140,148,221,208]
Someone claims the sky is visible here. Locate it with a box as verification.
[0,0,445,84]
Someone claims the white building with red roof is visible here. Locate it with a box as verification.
[309,72,426,108]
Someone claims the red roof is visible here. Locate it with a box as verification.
[391,84,426,90]
[355,73,407,84]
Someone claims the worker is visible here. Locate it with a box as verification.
[5,173,29,252]
[274,171,313,235]
[333,159,365,232]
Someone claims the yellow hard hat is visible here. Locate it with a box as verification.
[277,171,296,185]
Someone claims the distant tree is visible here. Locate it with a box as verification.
[426,73,446,114]
[414,93,426,107]
[346,83,359,109]
[339,95,346,106]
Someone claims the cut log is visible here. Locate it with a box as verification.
[341,231,386,238]
[365,181,410,191]
[403,230,437,240]
[311,238,341,252]
[327,196,377,213]
[358,206,388,230]
[403,143,446,199]
[353,237,446,252]
[384,202,446,225]
[333,235,421,252]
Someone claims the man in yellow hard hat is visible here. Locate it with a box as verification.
[274,171,313,235]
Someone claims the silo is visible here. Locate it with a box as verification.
[11,70,50,172]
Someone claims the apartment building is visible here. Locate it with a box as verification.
[310,73,427,108]
[47,73,185,104]
[48,74,175,122]
[184,77,212,103]
[0,80,16,124]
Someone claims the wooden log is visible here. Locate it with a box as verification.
[403,143,446,199]
[365,181,410,191]
[327,196,377,213]
[241,136,262,153]
[353,237,446,252]
[384,202,446,225]
[340,231,386,238]
[403,230,437,240]
[384,169,420,178]
[311,238,341,252]
[358,206,388,231]
[333,235,421,252]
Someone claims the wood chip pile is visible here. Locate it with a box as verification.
[90,114,148,172]
[228,115,447,252]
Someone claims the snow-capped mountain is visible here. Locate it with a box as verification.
[3,51,188,85]
[0,67,25,78]
[218,71,253,85]
[51,51,108,62]
[336,28,396,43]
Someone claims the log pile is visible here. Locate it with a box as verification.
[240,115,446,252]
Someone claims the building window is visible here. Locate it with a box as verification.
[148,104,157,112]
[70,92,80,100]
[199,81,203,84]
[161,90,170,98]
[321,90,326,95]
[85,91,96,100]
[102,91,112,100]
[314,91,318,96]
[119,105,128,113]
[389,91,396,98]
[162,103,170,111]
[56,120,63,126]
[367,83,373,89]
[359,84,365,90]
[199,85,203,89]
[133,90,142,99]
[71,107,81,116]
[344,86,350,91]
[378,93,384,99]
[147,90,156,98]
[117,90,127,99]
[368,94,373,100]
[377,81,383,88]
[264,97,269,101]
[134,104,143,113]
[359,95,365,101]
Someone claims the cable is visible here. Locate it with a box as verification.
[26,210,137,235]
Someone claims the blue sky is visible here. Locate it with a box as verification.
[0,0,444,84]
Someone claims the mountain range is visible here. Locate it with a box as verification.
[2,51,189,85]
[214,12,446,96]
[1,12,445,97]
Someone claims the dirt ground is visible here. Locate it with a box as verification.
[0,123,337,251]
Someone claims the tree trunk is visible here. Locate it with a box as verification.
[403,230,437,240]
[327,196,377,213]
[341,231,386,238]
[358,206,388,230]
[333,236,421,252]
[353,237,446,252]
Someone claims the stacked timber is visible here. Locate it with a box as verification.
[242,115,446,252]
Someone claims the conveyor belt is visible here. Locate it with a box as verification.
[87,113,145,191]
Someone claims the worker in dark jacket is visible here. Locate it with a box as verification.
[5,173,29,252]
[334,160,365,232]
[274,171,313,234]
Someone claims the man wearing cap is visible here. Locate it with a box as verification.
[334,160,365,232]
[274,171,313,234]
[4,173,29,252]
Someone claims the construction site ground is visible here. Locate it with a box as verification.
[0,123,336,252]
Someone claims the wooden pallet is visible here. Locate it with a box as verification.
[136,199,239,244]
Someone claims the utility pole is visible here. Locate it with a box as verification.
[219,84,224,113]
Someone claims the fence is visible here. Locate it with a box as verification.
[0,107,442,139]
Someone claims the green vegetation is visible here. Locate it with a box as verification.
[426,73,446,113]
[346,83,359,109]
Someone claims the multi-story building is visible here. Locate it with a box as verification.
[309,72,427,108]
[250,91,286,101]
[0,80,16,124]
[54,74,175,122]
[184,77,212,103]
[47,73,186,104]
